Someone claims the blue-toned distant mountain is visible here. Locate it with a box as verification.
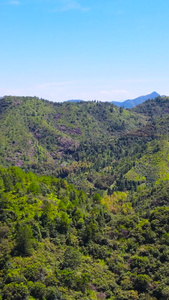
[66,99,84,103]
[112,91,160,108]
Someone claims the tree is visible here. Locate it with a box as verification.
[61,246,82,269]
[2,282,29,300]
[15,224,33,256]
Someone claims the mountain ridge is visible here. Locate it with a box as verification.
[64,92,161,108]
[112,91,160,108]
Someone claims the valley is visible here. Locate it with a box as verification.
[0,95,169,299]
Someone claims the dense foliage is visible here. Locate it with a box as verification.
[1,95,169,299]
[0,166,169,299]
[0,96,147,193]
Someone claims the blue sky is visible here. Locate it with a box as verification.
[1,0,169,102]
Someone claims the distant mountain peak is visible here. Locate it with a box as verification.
[112,91,160,109]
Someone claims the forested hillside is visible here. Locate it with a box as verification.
[1,166,169,299]
[0,95,150,193]
[1,94,169,199]
[1,95,169,299]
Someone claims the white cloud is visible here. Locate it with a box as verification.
[120,78,169,84]
[100,89,128,95]
[8,0,20,4]
[5,0,89,10]
[36,81,77,89]
[53,0,89,12]
[0,87,28,96]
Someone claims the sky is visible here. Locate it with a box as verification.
[0,0,169,102]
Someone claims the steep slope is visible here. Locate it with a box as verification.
[126,139,169,184]
[0,96,148,193]
[112,91,160,108]
[111,96,169,209]
[133,95,169,116]
[133,96,169,136]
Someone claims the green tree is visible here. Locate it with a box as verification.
[2,282,29,300]
[15,224,33,256]
[61,246,82,269]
